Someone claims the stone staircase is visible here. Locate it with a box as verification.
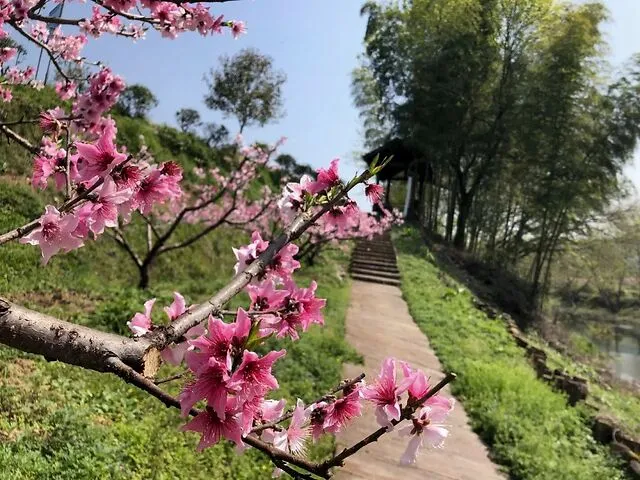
[350,233,401,286]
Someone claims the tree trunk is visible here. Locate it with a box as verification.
[432,173,442,235]
[453,191,471,249]
[445,176,457,243]
[138,264,151,290]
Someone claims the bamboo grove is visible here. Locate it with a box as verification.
[353,0,640,304]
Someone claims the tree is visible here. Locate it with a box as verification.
[175,108,201,133]
[116,84,159,118]
[204,48,286,132]
[111,140,280,289]
[0,3,428,477]
[274,153,314,178]
[201,121,229,147]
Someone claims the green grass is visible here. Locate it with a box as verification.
[394,228,627,480]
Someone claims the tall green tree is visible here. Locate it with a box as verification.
[204,48,286,133]
[116,84,158,119]
[175,108,201,133]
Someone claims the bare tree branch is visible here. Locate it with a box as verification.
[154,370,188,385]
[157,208,233,255]
[106,229,143,267]
[137,213,161,240]
[0,124,38,154]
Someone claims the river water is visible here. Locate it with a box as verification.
[591,326,640,383]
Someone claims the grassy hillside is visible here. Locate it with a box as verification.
[394,228,629,480]
[0,89,358,478]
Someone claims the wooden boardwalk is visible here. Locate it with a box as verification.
[334,280,504,480]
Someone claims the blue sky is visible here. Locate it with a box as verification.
[22,0,640,195]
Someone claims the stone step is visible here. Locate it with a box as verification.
[357,241,394,248]
[354,247,396,255]
[356,241,395,248]
[350,261,399,273]
[350,272,401,287]
[351,253,397,263]
[352,253,397,262]
[353,245,395,253]
[350,267,401,280]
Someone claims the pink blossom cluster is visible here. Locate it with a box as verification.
[275,158,403,247]
[0,64,40,102]
[72,68,126,132]
[362,358,455,464]
[5,0,38,22]
[80,7,133,38]
[38,24,88,61]
[23,122,183,264]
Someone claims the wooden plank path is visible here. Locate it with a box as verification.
[334,280,505,480]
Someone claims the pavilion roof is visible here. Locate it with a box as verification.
[362,138,418,181]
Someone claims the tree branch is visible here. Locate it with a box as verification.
[154,370,188,385]
[106,356,328,477]
[137,212,161,240]
[107,229,143,267]
[0,298,159,376]
[224,198,273,227]
[0,158,130,246]
[0,124,39,154]
[157,207,233,255]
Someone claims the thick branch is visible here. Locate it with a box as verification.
[0,219,40,245]
[0,298,159,376]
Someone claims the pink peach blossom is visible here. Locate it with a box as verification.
[20,206,83,264]
[75,121,127,181]
[127,298,156,336]
[365,183,384,204]
[181,401,244,451]
[398,403,453,465]
[362,357,413,427]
